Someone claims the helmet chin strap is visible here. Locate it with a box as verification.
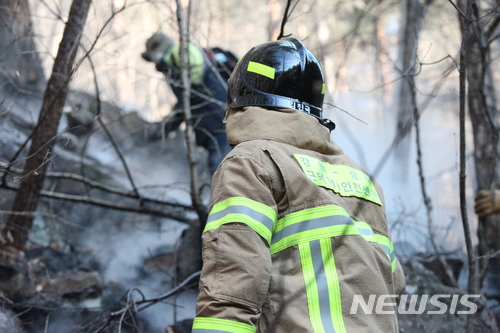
[321,118,336,132]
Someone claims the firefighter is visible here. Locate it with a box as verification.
[141,32,231,174]
[192,38,406,332]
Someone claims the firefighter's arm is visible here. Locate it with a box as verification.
[193,224,271,332]
[193,152,277,332]
[475,189,500,217]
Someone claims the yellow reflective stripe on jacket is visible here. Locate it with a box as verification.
[270,205,397,272]
[299,242,322,332]
[271,205,357,254]
[163,43,205,84]
[375,233,397,272]
[299,239,347,333]
[205,197,277,244]
[192,317,256,333]
[206,198,396,270]
[321,239,345,332]
[353,220,396,272]
[294,154,382,206]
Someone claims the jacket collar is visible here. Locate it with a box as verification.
[225,106,343,155]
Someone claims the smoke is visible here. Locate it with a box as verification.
[328,91,475,259]
[73,112,207,330]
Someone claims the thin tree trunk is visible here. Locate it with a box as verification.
[457,4,477,332]
[1,0,92,252]
[394,0,432,180]
[397,0,458,286]
[415,101,458,287]
[174,0,204,283]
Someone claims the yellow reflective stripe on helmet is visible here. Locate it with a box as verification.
[205,197,277,244]
[294,154,382,206]
[247,61,275,79]
[299,239,347,333]
[192,317,256,333]
[321,83,326,94]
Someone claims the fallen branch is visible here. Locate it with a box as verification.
[0,210,90,231]
[475,250,500,261]
[0,184,194,222]
[0,161,193,210]
[111,270,201,317]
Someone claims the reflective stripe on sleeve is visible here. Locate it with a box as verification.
[354,220,397,272]
[192,317,256,333]
[375,233,397,272]
[204,197,277,245]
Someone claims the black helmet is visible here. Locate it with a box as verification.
[227,37,334,130]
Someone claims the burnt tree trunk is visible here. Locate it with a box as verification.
[1,0,92,252]
[457,0,500,331]
[174,0,204,282]
[458,0,500,280]
[394,0,433,179]
[0,0,45,92]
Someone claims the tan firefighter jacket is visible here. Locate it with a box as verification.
[193,107,406,333]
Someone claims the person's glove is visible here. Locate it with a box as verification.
[475,189,500,217]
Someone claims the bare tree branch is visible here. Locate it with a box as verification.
[174,0,206,223]
[476,249,500,261]
[111,270,201,317]
[0,184,193,222]
[0,162,193,209]
[414,89,458,288]
[449,0,468,18]
[82,270,201,333]
[84,49,142,199]
[276,0,294,40]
